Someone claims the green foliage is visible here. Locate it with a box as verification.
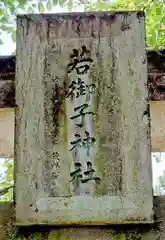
[158,171,165,190]
[152,153,165,195]
[0,158,14,202]
[0,0,60,50]
[154,170,165,195]
[38,2,45,13]
[46,0,53,11]
[0,186,14,196]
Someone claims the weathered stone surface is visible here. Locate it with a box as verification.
[0,197,165,239]
[15,12,153,225]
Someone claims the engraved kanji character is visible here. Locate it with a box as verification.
[70,162,83,188]
[82,131,96,156]
[69,133,82,157]
[67,46,93,75]
[81,161,101,184]
[76,78,86,98]
[66,80,76,100]
[70,103,94,128]
[66,78,86,100]
[69,131,96,157]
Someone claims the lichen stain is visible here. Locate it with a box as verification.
[128,61,134,77]
[136,11,145,21]
[50,74,69,145]
[95,150,106,196]
[121,23,130,32]
[52,83,65,143]
[68,12,117,25]
[63,100,68,149]
[134,87,141,98]
[90,49,123,195]
[90,62,106,196]
[131,136,140,188]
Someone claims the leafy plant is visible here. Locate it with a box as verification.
[0,185,14,196]
[0,158,14,202]
[154,170,165,195]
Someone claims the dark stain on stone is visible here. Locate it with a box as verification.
[143,103,151,138]
[35,182,38,190]
[142,57,146,64]
[91,31,95,38]
[26,19,30,36]
[71,14,96,24]
[100,12,121,22]
[46,19,51,44]
[58,13,118,34]
[35,208,39,213]
[121,23,130,31]
[121,13,130,32]
[143,110,148,116]
[109,13,117,23]
[137,11,145,21]
[143,103,150,117]
[88,14,96,21]
[76,19,81,36]
[22,15,32,36]
[52,81,65,144]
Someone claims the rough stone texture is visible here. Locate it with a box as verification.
[0,197,165,239]
[15,12,153,225]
